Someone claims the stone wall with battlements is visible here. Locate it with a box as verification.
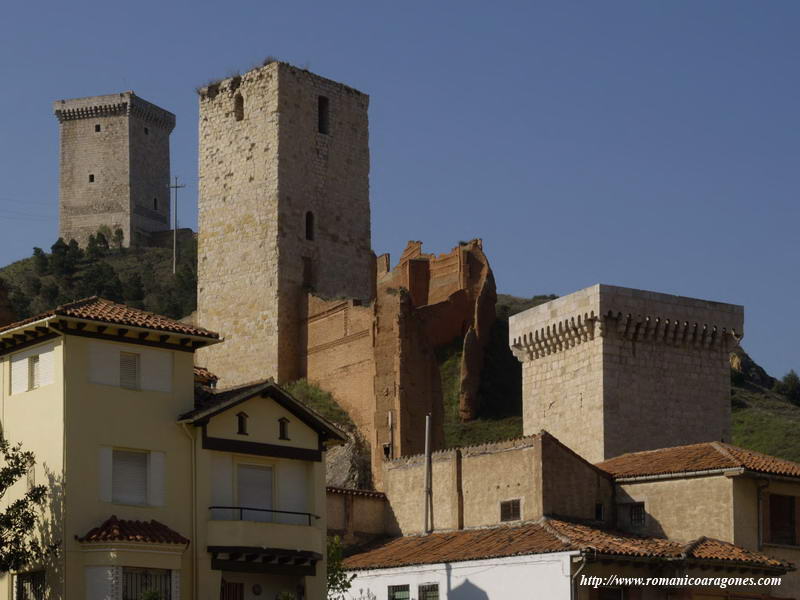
[54,92,173,247]
[509,284,743,463]
[196,62,372,385]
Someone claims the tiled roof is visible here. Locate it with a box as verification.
[327,486,386,499]
[194,365,219,385]
[0,297,219,339]
[77,515,189,545]
[597,442,800,480]
[343,517,790,572]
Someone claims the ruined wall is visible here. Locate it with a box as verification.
[196,62,372,386]
[54,92,174,247]
[510,284,743,463]
[326,487,388,546]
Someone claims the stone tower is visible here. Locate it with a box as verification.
[196,62,373,386]
[54,91,175,247]
[509,284,744,463]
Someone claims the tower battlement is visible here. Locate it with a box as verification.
[509,284,744,462]
[54,91,174,247]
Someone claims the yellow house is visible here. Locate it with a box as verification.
[0,297,344,600]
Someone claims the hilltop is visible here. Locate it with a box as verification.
[2,242,798,463]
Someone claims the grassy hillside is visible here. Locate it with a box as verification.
[732,380,800,462]
[0,237,197,321]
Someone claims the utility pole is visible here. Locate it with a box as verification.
[167,176,186,275]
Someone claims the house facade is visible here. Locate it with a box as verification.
[0,297,344,600]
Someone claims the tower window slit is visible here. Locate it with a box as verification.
[234,94,244,122]
[318,96,330,134]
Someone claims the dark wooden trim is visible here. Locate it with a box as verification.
[208,546,322,560]
[202,425,321,461]
[48,324,197,353]
[0,332,60,357]
[211,559,315,576]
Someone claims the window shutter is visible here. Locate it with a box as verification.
[38,346,54,387]
[147,452,166,507]
[10,353,29,395]
[762,492,771,545]
[112,450,148,505]
[98,447,113,502]
[237,465,273,522]
[28,355,40,390]
[119,353,140,390]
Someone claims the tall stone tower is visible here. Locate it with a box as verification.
[53,91,175,247]
[509,284,744,463]
[196,62,373,385]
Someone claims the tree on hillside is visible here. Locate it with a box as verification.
[112,228,124,250]
[0,437,48,572]
[78,262,123,302]
[49,239,69,278]
[774,370,800,406]
[86,235,101,260]
[32,248,48,276]
[66,239,83,269]
[122,273,145,309]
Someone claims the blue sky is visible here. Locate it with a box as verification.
[0,1,797,377]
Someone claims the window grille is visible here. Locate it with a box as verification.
[16,571,44,600]
[122,567,171,600]
[419,584,439,600]
[388,585,409,600]
[629,503,645,528]
[500,499,521,522]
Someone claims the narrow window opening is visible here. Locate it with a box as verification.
[305,211,315,241]
[119,352,140,390]
[279,417,290,440]
[89,174,95,183]
[629,502,646,529]
[95,124,101,132]
[144,127,149,135]
[153,198,158,211]
[595,502,605,521]
[234,94,244,122]
[317,96,330,134]
[236,412,248,435]
[500,498,521,522]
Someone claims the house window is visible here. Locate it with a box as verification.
[500,499,521,522]
[28,355,40,390]
[629,502,645,528]
[112,449,148,505]
[595,502,605,521]
[16,571,45,600]
[122,567,171,600]
[237,412,248,435]
[234,94,244,121]
[120,352,140,390]
[237,464,273,522]
[387,585,410,600]
[305,211,315,241]
[279,417,290,440]
[419,584,439,600]
[95,124,101,132]
[769,494,796,545]
[89,174,95,183]
[318,96,330,134]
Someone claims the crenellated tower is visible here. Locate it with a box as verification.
[53,91,175,247]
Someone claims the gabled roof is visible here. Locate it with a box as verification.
[0,297,219,340]
[180,379,347,443]
[343,517,791,572]
[76,515,189,545]
[597,441,800,480]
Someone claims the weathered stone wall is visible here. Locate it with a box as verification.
[381,433,612,535]
[326,487,388,546]
[196,62,372,386]
[510,284,744,462]
[54,92,173,247]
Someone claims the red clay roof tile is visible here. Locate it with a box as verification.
[77,515,189,545]
[342,518,790,572]
[0,297,219,339]
[597,442,800,479]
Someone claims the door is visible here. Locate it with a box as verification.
[237,464,273,522]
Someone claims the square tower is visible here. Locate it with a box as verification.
[196,62,373,386]
[509,284,744,462]
[54,91,175,247]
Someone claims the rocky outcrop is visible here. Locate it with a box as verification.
[326,427,373,489]
[730,346,775,388]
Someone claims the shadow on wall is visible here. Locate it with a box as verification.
[36,468,65,590]
[613,488,667,539]
[446,564,489,600]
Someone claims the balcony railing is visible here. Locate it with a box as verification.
[209,505,320,526]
